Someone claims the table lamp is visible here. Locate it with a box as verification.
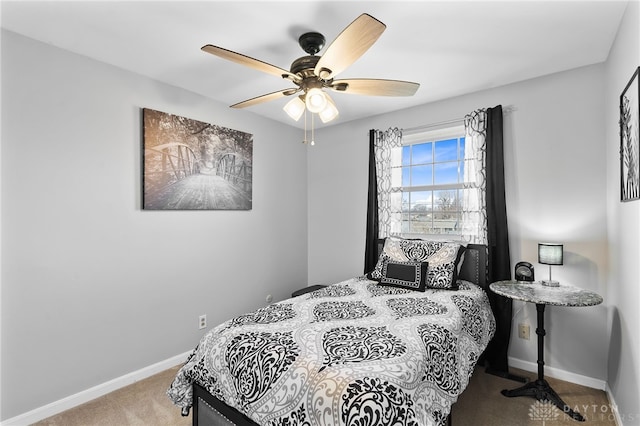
[538,243,563,287]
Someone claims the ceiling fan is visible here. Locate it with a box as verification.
[201,13,420,124]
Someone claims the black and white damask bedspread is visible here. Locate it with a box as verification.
[168,277,496,426]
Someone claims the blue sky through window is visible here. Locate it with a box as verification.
[401,137,465,187]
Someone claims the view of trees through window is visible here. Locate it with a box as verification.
[398,132,466,236]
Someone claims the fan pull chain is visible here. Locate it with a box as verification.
[302,109,316,146]
[303,108,308,144]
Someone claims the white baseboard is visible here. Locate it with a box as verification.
[508,356,607,390]
[605,382,623,426]
[1,351,191,426]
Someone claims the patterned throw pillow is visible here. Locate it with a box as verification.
[379,259,428,292]
[370,237,464,290]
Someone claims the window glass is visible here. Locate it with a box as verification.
[435,138,458,162]
[412,142,432,164]
[434,162,458,185]
[411,165,433,186]
[395,126,470,239]
[402,145,411,166]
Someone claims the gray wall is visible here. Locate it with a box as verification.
[1,30,308,419]
[309,60,614,377]
[310,63,610,383]
[604,1,640,423]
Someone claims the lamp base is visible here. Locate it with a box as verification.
[541,280,559,287]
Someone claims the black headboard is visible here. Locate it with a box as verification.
[375,239,488,289]
[458,243,488,289]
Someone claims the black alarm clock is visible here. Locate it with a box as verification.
[515,261,535,282]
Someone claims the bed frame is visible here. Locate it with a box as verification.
[189,242,487,426]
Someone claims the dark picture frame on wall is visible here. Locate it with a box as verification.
[620,66,639,202]
[142,108,253,210]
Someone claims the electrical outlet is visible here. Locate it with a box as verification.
[199,314,207,330]
[266,294,273,303]
[518,323,530,340]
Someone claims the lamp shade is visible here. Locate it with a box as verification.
[305,88,327,113]
[538,243,563,265]
[283,96,305,121]
[318,95,339,123]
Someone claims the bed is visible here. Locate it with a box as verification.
[168,238,496,426]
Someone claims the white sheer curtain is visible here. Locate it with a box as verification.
[373,127,403,238]
[461,109,488,244]
[373,111,491,244]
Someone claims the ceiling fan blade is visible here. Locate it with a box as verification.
[202,45,300,82]
[314,14,386,80]
[330,79,420,96]
[230,88,300,109]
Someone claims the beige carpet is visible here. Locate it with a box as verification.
[32,366,190,426]
[453,368,616,426]
[33,366,614,426]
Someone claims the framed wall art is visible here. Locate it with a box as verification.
[142,108,253,210]
[620,66,639,202]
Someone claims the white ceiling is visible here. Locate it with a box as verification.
[1,1,629,129]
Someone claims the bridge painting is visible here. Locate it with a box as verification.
[143,108,253,210]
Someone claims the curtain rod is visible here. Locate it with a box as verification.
[402,105,517,134]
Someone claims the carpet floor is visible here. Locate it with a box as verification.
[33,365,615,426]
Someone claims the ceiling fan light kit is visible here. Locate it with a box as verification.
[201,13,420,143]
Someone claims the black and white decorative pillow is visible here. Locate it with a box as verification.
[370,237,464,290]
[379,258,428,292]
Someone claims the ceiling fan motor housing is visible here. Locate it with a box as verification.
[292,32,328,76]
[290,55,320,75]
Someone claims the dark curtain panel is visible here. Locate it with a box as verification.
[483,105,513,375]
[364,129,379,274]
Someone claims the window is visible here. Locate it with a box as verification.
[392,125,467,239]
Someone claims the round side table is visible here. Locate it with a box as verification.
[489,280,603,422]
